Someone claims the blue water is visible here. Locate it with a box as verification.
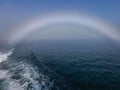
[10,40,119,90]
[0,40,120,90]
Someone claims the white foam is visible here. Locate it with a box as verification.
[0,48,54,90]
[0,70,8,79]
[0,48,14,63]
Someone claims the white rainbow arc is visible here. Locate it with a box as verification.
[9,13,120,44]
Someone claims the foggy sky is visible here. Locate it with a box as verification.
[0,0,120,43]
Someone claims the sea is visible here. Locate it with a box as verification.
[0,39,120,90]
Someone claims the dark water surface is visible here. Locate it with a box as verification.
[12,40,120,90]
[0,40,120,90]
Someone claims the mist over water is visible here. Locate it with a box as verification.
[0,23,120,90]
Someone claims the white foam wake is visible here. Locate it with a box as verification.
[0,48,14,90]
[0,48,14,63]
[0,48,55,90]
[3,62,54,90]
[0,49,54,90]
